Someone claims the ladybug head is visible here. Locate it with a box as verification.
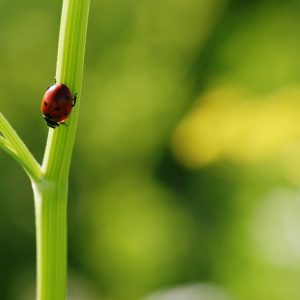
[43,114,59,129]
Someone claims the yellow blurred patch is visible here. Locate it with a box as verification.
[172,86,300,168]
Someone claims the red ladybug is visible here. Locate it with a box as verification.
[41,83,77,128]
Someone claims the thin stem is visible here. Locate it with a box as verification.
[0,136,26,169]
[0,113,42,182]
[42,0,90,178]
[33,182,68,300]
[33,0,90,299]
[0,135,15,154]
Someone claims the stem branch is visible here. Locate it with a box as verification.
[0,113,42,182]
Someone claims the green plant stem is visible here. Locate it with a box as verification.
[0,136,21,165]
[32,0,90,299]
[32,183,68,300]
[0,113,42,182]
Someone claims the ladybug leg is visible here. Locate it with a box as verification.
[72,93,77,107]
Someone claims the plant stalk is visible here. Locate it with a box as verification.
[32,0,90,299]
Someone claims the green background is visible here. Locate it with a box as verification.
[1,0,300,299]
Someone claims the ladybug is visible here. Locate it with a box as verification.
[41,83,77,128]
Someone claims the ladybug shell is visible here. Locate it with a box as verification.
[41,83,73,123]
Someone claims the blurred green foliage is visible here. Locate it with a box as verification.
[2,0,300,299]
